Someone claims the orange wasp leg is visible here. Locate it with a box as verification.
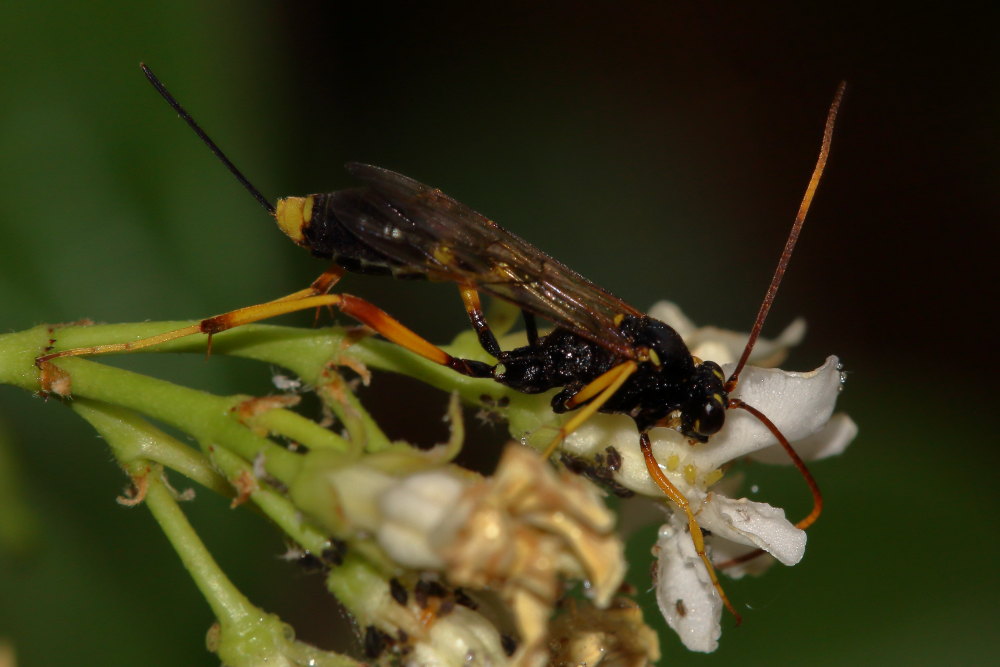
[267,265,345,304]
[38,263,494,384]
[315,294,492,376]
[37,266,348,363]
[639,431,742,624]
[541,360,638,459]
[266,265,346,330]
[189,291,494,378]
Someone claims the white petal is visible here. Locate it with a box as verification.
[646,301,805,366]
[646,301,698,338]
[562,413,635,458]
[749,412,857,464]
[745,317,807,366]
[563,415,668,497]
[707,540,776,579]
[698,495,805,566]
[565,415,711,498]
[654,518,722,653]
[377,470,467,568]
[553,355,851,506]
[697,356,844,470]
[407,606,508,666]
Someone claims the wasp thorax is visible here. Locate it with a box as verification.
[275,196,313,246]
[622,317,690,372]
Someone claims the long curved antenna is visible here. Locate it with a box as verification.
[715,397,824,570]
[139,63,275,216]
[730,398,822,529]
[726,82,846,392]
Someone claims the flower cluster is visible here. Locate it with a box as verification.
[297,301,855,659]
[553,302,857,652]
[16,297,854,665]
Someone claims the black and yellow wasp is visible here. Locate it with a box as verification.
[40,65,843,620]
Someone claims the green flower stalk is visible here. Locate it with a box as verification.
[0,300,854,664]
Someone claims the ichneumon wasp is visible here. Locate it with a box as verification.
[38,64,844,622]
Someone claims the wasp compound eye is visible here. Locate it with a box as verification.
[693,395,726,437]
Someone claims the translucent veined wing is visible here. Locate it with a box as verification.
[330,162,644,358]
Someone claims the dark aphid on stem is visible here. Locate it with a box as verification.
[38,64,844,622]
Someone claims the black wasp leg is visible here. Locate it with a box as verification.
[458,285,502,359]
[523,311,539,346]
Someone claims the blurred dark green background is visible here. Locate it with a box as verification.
[1,2,995,665]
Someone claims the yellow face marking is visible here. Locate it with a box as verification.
[712,393,724,405]
[613,313,626,327]
[712,367,725,381]
[648,348,662,367]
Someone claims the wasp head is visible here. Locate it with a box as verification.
[679,360,727,442]
[622,317,728,440]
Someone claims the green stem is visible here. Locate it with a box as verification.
[143,469,361,666]
[242,402,354,454]
[72,399,231,497]
[13,320,510,406]
[143,470,254,626]
[315,368,391,453]
[209,445,332,555]
[0,321,558,462]
[2,319,529,415]
[48,357,304,483]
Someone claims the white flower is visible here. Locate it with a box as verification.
[652,516,721,653]
[296,301,854,658]
[378,444,626,666]
[406,606,510,666]
[557,302,857,652]
[290,406,626,664]
[378,469,468,569]
[324,552,511,666]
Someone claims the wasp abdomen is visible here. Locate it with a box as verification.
[277,192,426,279]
